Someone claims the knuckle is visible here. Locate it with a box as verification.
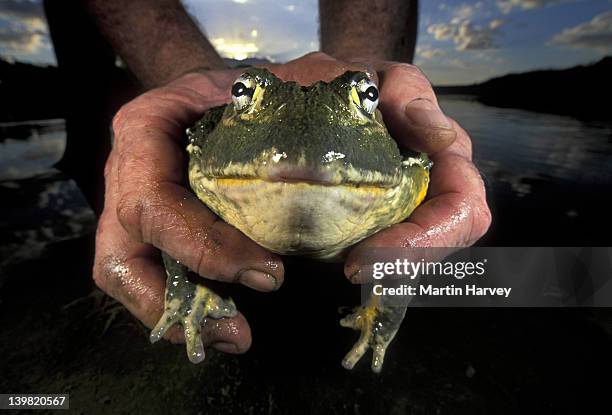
[194,238,224,279]
[103,154,114,180]
[92,255,132,305]
[387,62,429,83]
[111,95,155,138]
[116,192,144,239]
[303,51,333,61]
[112,104,131,134]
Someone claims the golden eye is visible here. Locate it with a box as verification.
[350,75,379,115]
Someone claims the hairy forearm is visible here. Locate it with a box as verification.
[85,0,225,88]
[319,0,418,63]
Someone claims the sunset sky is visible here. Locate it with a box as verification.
[1,0,610,84]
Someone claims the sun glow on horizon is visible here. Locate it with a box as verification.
[211,38,259,61]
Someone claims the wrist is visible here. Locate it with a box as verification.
[319,0,418,63]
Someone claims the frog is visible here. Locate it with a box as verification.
[149,67,431,373]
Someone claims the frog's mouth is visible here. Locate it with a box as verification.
[195,161,404,190]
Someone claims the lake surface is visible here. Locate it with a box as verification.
[440,96,612,186]
[439,96,612,245]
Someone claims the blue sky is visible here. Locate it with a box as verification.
[1,0,610,84]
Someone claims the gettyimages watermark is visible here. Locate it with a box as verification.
[358,247,612,307]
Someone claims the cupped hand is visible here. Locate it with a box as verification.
[93,69,285,354]
[339,58,492,280]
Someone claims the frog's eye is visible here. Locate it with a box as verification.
[350,76,379,115]
[231,75,257,111]
[231,73,268,112]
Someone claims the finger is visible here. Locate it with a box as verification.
[95,153,252,354]
[95,220,253,354]
[113,89,284,291]
[375,63,456,154]
[344,129,491,281]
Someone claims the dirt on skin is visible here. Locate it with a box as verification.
[1,236,612,415]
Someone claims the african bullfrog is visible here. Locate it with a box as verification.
[149,68,431,373]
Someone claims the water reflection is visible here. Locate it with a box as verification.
[0,120,95,270]
[441,97,612,187]
[439,96,612,187]
[0,119,66,181]
[439,96,612,245]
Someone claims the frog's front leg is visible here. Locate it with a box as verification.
[340,294,407,373]
[150,252,237,363]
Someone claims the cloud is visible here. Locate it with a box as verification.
[549,11,612,52]
[454,3,477,20]
[428,23,456,41]
[0,29,46,53]
[416,45,447,60]
[427,2,504,52]
[0,0,50,55]
[456,21,495,50]
[0,0,43,19]
[427,18,503,51]
[489,19,504,30]
[496,0,564,14]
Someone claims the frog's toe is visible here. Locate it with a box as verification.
[341,330,369,370]
[340,298,406,373]
[371,343,388,374]
[343,339,388,373]
[149,298,181,344]
[341,304,387,372]
[150,271,238,364]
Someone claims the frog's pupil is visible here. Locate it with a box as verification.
[232,82,252,97]
[364,86,378,102]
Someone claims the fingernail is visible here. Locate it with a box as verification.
[239,269,278,292]
[212,342,238,354]
[405,99,452,129]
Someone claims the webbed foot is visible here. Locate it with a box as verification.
[340,296,406,373]
[150,253,237,363]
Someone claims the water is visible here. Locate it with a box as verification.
[439,96,612,186]
[0,120,96,272]
[439,96,612,245]
[0,119,66,180]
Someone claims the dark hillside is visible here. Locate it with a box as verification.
[435,57,611,120]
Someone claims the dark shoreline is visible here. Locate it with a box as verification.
[434,57,611,121]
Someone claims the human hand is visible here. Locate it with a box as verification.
[340,58,492,279]
[93,69,286,355]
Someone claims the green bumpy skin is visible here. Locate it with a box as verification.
[151,68,431,372]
